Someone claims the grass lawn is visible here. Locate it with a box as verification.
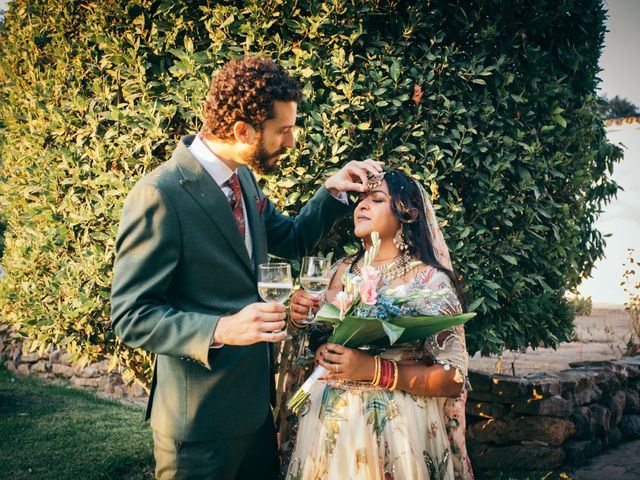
[0,366,153,479]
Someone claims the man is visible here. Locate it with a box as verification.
[111,56,382,479]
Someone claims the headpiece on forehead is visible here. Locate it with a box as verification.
[412,178,453,271]
[366,171,386,191]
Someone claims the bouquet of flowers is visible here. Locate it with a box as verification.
[287,232,476,413]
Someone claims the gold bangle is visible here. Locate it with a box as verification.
[390,360,399,391]
[288,315,306,329]
[371,356,381,386]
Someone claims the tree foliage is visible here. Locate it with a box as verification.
[600,95,640,120]
[0,0,622,386]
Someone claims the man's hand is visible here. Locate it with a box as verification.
[324,159,384,196]
[213,302,287,345]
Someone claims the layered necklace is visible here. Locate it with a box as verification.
[351,252,417,282]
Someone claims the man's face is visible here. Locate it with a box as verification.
[243,101,297,174]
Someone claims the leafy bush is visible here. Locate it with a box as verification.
[0,0,622,386]
[568,295,592,317]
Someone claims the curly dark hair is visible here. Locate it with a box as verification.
[202,56,302,142]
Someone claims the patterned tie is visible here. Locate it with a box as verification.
[226,172,246,239]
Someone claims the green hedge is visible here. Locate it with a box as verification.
[0,0,622,385]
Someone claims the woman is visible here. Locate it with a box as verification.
[285,170,473,480]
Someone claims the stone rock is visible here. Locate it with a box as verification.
[80,367,99,378]
[467,390,512,404]
[572,406,596,439]
[128,383,147,398]
[70,376,99,388]
[11,345,22,363]
[470,444,565,471]
[602,391,626,427]
[559,369,596,394]
[572,386,603,406]
[605,426,622,447]
[468,370,493,392]
[625,388,640,414]
[5,360,17,374]
[30,361,49,374]
[467,416,575,446]
[620,415,640,439]
[48,349,62,364]
[490,375,528,401]
[613,356,640,379]
[52,363,74,378]
[563,438,602,466]
[511,394,573,417]
[95,360,110,375]
[522,372,563,397]
[591,368,622,393]
[16,364,30,376]
[61,352,74,364]
[20,352,41,363]
[466,400,509,420]
[590,404,611,435]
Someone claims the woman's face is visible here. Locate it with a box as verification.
[353,180,401,242]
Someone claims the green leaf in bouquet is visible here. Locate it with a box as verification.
[314,303,342,324]
[329,313,476,348]
[380,319,405,345]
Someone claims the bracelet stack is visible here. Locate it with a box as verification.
[371,356,399,391]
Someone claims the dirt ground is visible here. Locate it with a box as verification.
[468,305,635,376]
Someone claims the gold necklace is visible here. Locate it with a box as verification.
[351,253,417,282]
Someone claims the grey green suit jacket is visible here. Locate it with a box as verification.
[111,135,350,441]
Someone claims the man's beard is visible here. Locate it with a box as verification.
[243,135,287,175]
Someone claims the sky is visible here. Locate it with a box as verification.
[0,0,638,303]
[579,0,640,305]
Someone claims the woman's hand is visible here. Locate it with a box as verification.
[289,289,321,324]
[316,343,376,382]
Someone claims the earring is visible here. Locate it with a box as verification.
[393,227,408,253]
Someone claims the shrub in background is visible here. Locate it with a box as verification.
[0,0,622,386]
[568,296,593,317]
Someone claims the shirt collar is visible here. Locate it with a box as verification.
[189,134,235,187]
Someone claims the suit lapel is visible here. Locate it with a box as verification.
[173,137,254,274]
[238,167,267,271]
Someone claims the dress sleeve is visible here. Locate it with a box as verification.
[415,268,469,384]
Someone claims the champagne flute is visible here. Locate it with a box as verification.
[257,263,293,338]
[299,256,331,324]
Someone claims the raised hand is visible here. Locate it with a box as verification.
[289,289,321,324]
[324,159,384,195]
[213,302,287,345]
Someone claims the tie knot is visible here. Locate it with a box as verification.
[227,172,241,193]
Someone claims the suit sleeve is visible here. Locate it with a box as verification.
[257,178,352,258]
[110,183,218,370]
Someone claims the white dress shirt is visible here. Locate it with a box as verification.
[189,135,253,259]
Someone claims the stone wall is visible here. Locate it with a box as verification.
[466,355,640,473]
[0,324,147,405]
[3,321,640,472]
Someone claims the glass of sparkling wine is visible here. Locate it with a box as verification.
[257,263,293,337]
[299,256,331,324]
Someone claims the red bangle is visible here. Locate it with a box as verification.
[381,359,392,389]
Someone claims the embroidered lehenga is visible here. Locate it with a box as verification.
[285,264,470,480]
